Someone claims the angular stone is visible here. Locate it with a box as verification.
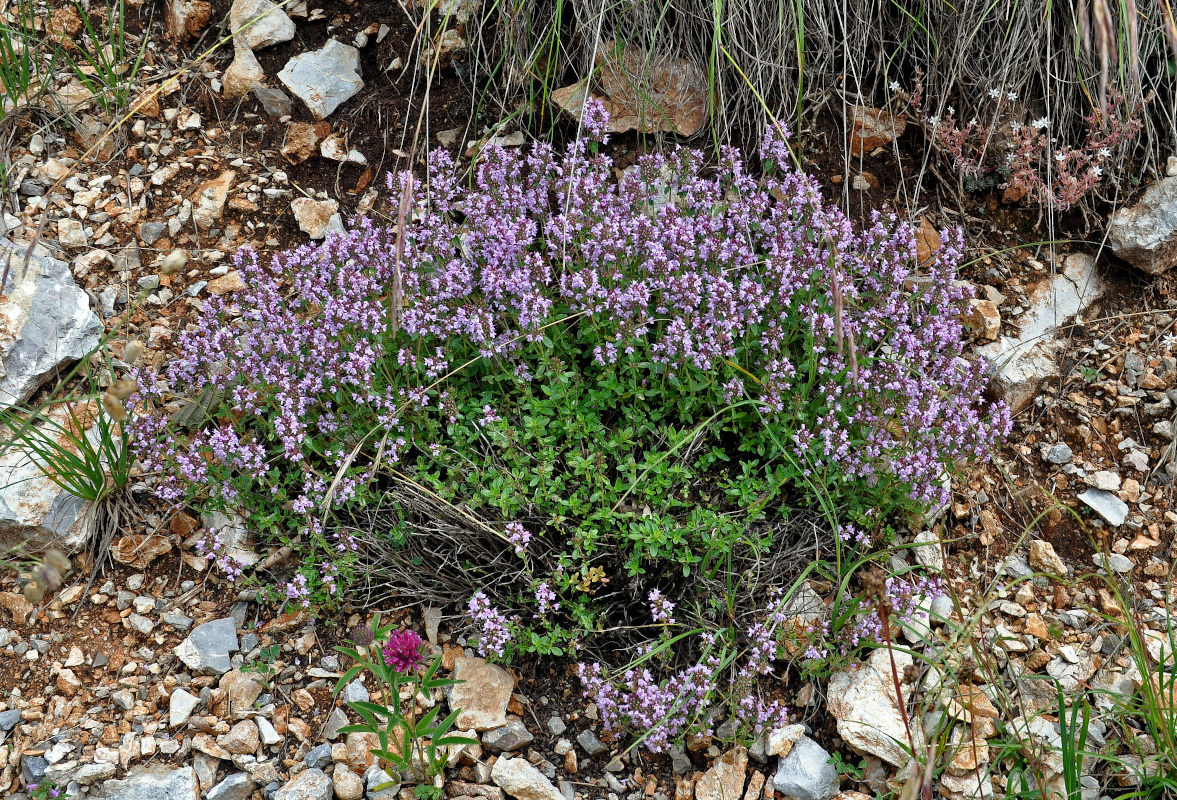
[164,0,212,41]
[253,85,293,117]
[208,772,255,800]
[290,197,339,239]
[101,765,199,799]
[281,121,320,164]
[191,170,236,230]
[218,719,260,754]
[223,45,266,99]
[113,533,173,568]
[1109,175,1177,275]
[219,669,264,713]
[694,746,747,800]
[229,0,295,51]
[962,298,1000,341]
[1086,470,1121,492]
[1041,442,1072,464]
[483,720,535,753]
[169,687,200,727]
[492,757,565,800]
[0,238,103,409]
[273,767,331,800]
[576,728,607,757]
[772,736,839,800]
[174,617,239,673]
[1078,489,1129,527]
[0,401,101,552]
[257,715,282,745]
[849,106,906,156]
[364,766,400,800]
[975,253,1105,414]
[1029,540,1066,575]
[827,648,923,766]
[448,657,515,730]
[278,39,363,119]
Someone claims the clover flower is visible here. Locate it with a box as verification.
[382,629,426,673]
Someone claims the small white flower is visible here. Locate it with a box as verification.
[969,117,978,126]
[1163,332,1177,351]
[928,115,940,126]
[1091,165,1103,177]
[1097,147,1111,159]
[1010,121,1023,132]
[889,81,900,92]
[1031,116,1049,130]
[987,87,1000,98]
[1054,151,1066,162]
[946,105,955,115]
[1007,90,1018,101]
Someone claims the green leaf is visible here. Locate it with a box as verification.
[349,700,395,720]
[333,665,364,696]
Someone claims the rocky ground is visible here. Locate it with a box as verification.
[1,0,1176,799]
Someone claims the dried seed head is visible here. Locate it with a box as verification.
[43,549,72,575]
[160,248,188,275]
[102,391,128,421]
[107,378,139,401]
[123,339,145,364]
[22,580,44,604]
[37,563,62,589]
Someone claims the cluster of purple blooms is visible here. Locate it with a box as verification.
[576,630,788,753]
[131,99,1005,534]
[128,101,1005,742]
[468,591,512,659]
[193,528,245,582]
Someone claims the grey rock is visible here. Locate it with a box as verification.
[483,720,535,753]
[1078,489,1130,527]
[116,590,136,611]
[256,715,281,745]
[273,768,331,800]
[174,617,239,674]
[322,706,349,740]
[230,0,296,51]
[364,766,399,800]
[1109,175,1177,275]
[576,728,607,757]
[1094,552,1135,574]
[21,755,47,782]
[76,762,118,784]
[127,613,155,635]
[669,747,691,776]
[112,689,135,710]
[103,766,199,800]
[976,253,1105,413]
[169,687,200,727]
[304,743,332,769]
[911,530,944,571]
[240,632,259,652]
[341,678,368,704]
[0,708,22,730]
[139,222,166,245]
[208,772,255,800]
[252,85,293,117]
[1041,442,1072,464]
[547,716,567,736]
[0,238,103,409]
[163,611,194,630]
[773,736,839,800]
[278,39,363,119]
